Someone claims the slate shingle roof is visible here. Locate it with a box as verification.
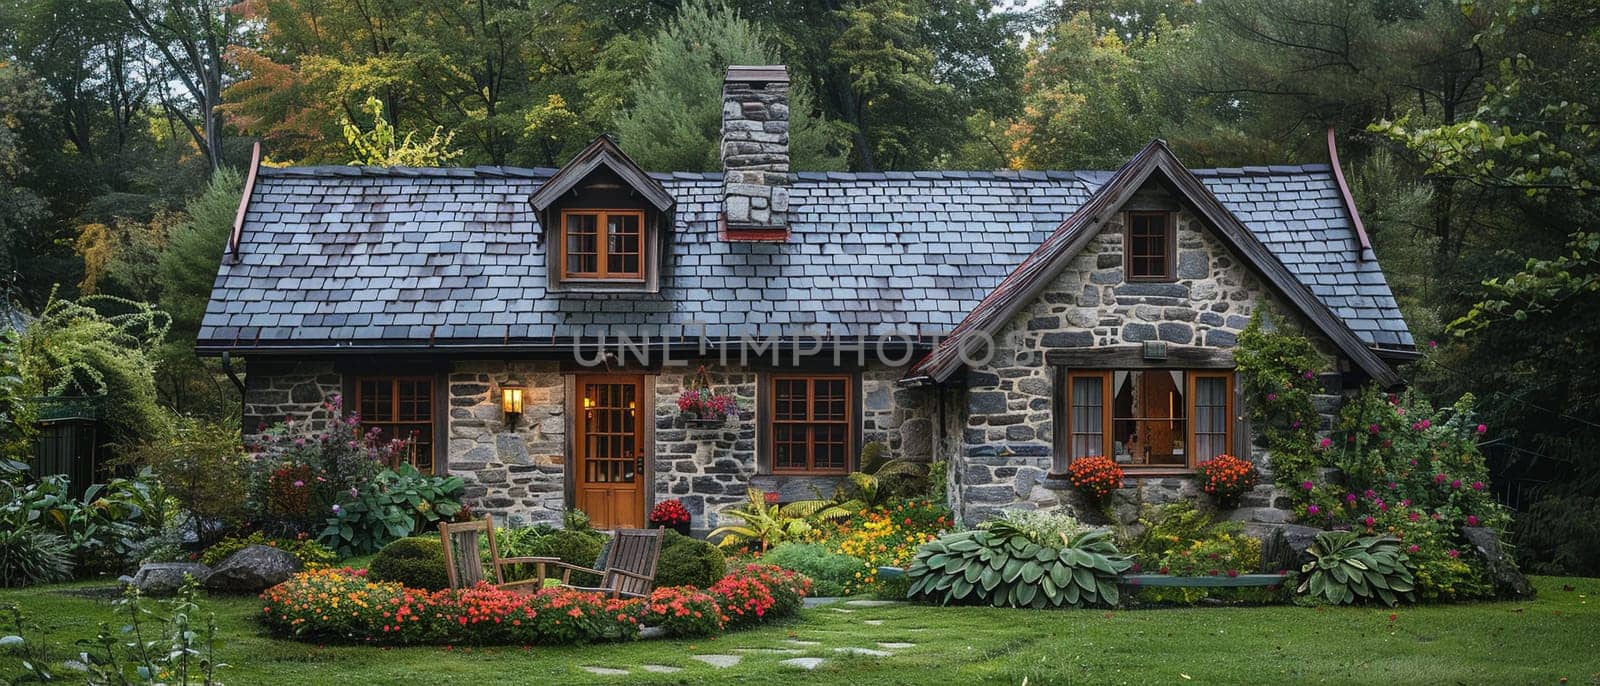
[198,163,1414,351]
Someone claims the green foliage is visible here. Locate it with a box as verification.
[0,329,34,459]
[842,442,929,507]
[906,524,1131,608]
[561,508,592,533]
[125,413,248,542]
[1,472,161,577]
[342,97,463,167]
[654,530,725,589]
[79,579,227,684]
[1234,310,1326,489]
[317,465,465,558]
[367,537,449,591]
[1126,502,1260,603]
[613,0,847,172]
[0,523,72,587]
[992,509,1090,548]
[709,489,823,551]
[1297,532,1416,607]
[531,529,606,587]
[15,292,170,452]
[1514,494,1600,576]
[199,532,337,570]
[759,543,864,597]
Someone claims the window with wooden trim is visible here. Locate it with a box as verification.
[769,375,852,474]
[562,209,644,280]
[1125,212,1174,281]
[1061,369,1233,471]
[356,377,435,474]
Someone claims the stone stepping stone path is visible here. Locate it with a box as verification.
[863,619,884,626]
[639,665,682,674]
[733,647,802,654]
[783,639,822,647]
[877,642,916,650]
[829,608,856,614]
[780,657,827,670]
[843,599,902,607]
[580,666,630,676]
[691,654,742,669]
[833,647,893,657]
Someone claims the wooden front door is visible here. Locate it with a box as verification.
[574,375,646,529]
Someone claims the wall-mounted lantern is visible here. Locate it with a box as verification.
[501,380,525,428]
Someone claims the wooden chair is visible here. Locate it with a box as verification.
[533,528,665,599]
[438,515,546,592]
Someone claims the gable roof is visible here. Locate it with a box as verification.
[197,156,1413,363]
[528,135,674,213]
[905,140,1401,387]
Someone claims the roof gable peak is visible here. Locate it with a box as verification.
[528,135,675,213]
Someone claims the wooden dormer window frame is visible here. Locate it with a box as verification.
[1125,211,1176,282]
[559,208,646,282]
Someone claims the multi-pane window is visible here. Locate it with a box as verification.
[770,375,852,474]
[357,377,435,473]
[1126,212,1173,280]
[1062,369,1233,470]
[563,210,644,280]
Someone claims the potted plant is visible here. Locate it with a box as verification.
[1066,456,1124,505]
[1193,453,1259,508]
[649,499,693,535]
[677,366,741,427]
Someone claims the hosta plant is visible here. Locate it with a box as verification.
[1297,531,1416,607]
[906,521,1132,608]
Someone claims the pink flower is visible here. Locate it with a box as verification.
[1369,424,1381,434]
[1363,516,1375,528]
[1476,424,1487,434]
[1318,437,1332,449]
[1291,420,1301,429]
[1428,340,1437,349]
[1467,515,1479,526]
[1446,549,1460,559]
[1434,473,1448,483]
[1364,489,1376,499]
[1400,499,1411,507]
[1346,493,1358,504]
[1407,545,1419,554]
[1408,512,1420,522]
[1307,505,1321,515]
[1302,481,1315,491]
[292,480,305,488]
[1266,393,1278,402]
[1451,479,1462,489]
[1303,370,1315,379]
[1471,481,1484,491]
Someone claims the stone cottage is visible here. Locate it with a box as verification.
[199,65,1415,531]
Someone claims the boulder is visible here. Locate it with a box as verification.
[131,562,212,596]
[203,545,303,592]
[1460,526,1535,599]
[1251,523,1324,573]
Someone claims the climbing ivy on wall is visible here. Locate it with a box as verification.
[1234,310,1327,493]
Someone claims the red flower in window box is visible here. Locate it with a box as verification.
[1194,454,1259,508]
[649,499,693,535]
[1066,456,1124,503]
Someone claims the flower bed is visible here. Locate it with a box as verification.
[260,564,810,645]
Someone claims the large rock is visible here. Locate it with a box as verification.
[131,562,212,596]
[1251,523,1324,573]
[1460,526,1535,598]
[203,545,303,592]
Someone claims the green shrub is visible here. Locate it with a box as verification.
[200,531,337,568]
[760,543,863,597]
[1515,493,1600,576]
[0,523,73,587]
[367,537,450,591]
[531,529,605,587]
[1297,531,1416,607]
[654,530,725,588]
[907,522,1131,608]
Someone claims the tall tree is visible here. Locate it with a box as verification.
[120,0,241,169]
[613,0,848,172]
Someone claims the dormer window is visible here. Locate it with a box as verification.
[563,209,645,281]
[1126,211,1174,281]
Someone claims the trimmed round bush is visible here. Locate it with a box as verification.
[368,537,449,591]
[760,543,863,597]
[655,530,725,588]
[531,529,605,586]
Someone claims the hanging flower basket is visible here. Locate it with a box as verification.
[677,366,742,428]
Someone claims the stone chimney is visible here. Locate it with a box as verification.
[721,65,790,237]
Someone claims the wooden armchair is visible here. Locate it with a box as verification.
[438,515,546,592]
[532,528,665,599]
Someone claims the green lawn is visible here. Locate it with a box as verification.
[3,576,1598,685]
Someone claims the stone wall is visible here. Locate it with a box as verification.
[653,366,759,529]
[720,69,790,228]
[954,193,1345,526]
[241,360,341,447]
[446,361,566,527]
